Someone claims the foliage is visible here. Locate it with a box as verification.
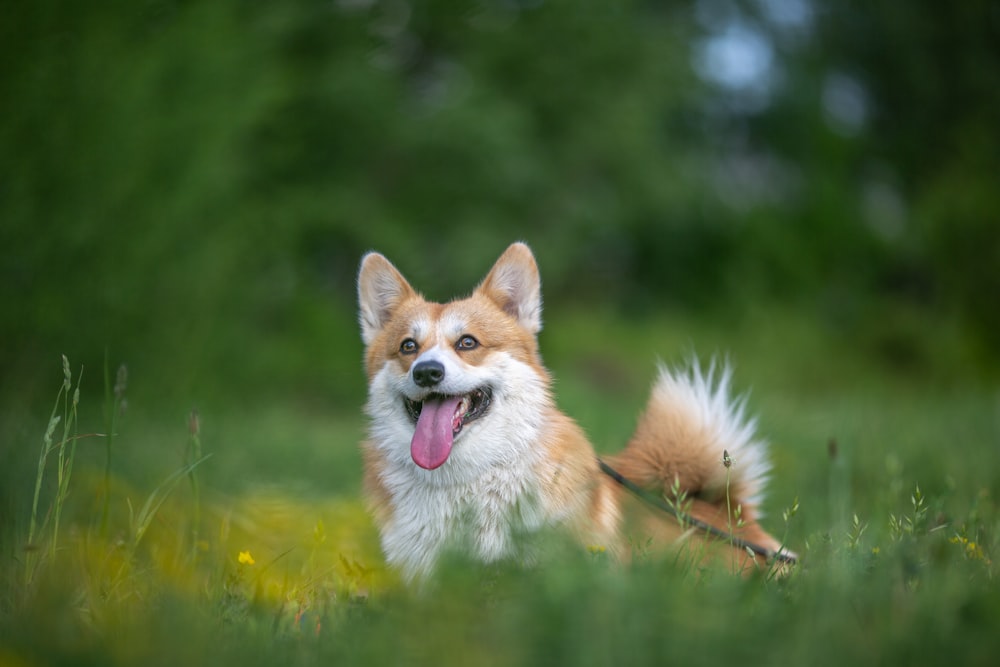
[1,341,999,666]
[1,1,998,661]
[1,0,997,411]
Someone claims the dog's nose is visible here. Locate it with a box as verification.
[412,360,445,387]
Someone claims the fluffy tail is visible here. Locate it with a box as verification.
[609,360,770,514]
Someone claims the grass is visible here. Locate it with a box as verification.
[25,356,83,583]
[1,308,998,666]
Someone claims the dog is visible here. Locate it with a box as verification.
[357,242,792,581]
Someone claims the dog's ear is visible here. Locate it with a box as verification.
[476,242,542,334]
[357,252,417,345]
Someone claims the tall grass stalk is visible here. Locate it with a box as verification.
[26,355,83,583]
[100,354,128,538]
[128,454,211,554]
[765,497,800,581]
[51,361,82,559]
[723,449,735,572]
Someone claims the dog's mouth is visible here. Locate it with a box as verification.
[404,387,492,470]
[403,387,493,430]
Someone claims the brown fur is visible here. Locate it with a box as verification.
[358,243,791,579]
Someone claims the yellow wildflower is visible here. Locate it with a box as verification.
[238,550,256,565]
[950,535,988,562]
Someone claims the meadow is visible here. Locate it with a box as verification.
[1,306,997,666]
[3,2,998,664]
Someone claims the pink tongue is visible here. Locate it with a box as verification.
[410,395,464,470]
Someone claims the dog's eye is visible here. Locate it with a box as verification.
[456,335,479,351]
[400,338,418,355]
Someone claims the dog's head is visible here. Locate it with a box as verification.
[357,243,549,472]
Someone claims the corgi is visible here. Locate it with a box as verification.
[357,242,793,581]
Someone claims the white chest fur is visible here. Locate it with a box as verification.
[378,455,546,580]
[364,349,554,580]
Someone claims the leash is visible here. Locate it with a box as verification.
[597,459,796,564]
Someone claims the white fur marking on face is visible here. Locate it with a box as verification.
[440,311,468,342]
[410,315,431,342]
[407,346,472,399]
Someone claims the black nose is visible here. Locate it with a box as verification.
[412,360,445,387]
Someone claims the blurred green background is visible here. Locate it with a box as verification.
[3,0,998,400]
[2,0,998,479]
[3,3,1000,664]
